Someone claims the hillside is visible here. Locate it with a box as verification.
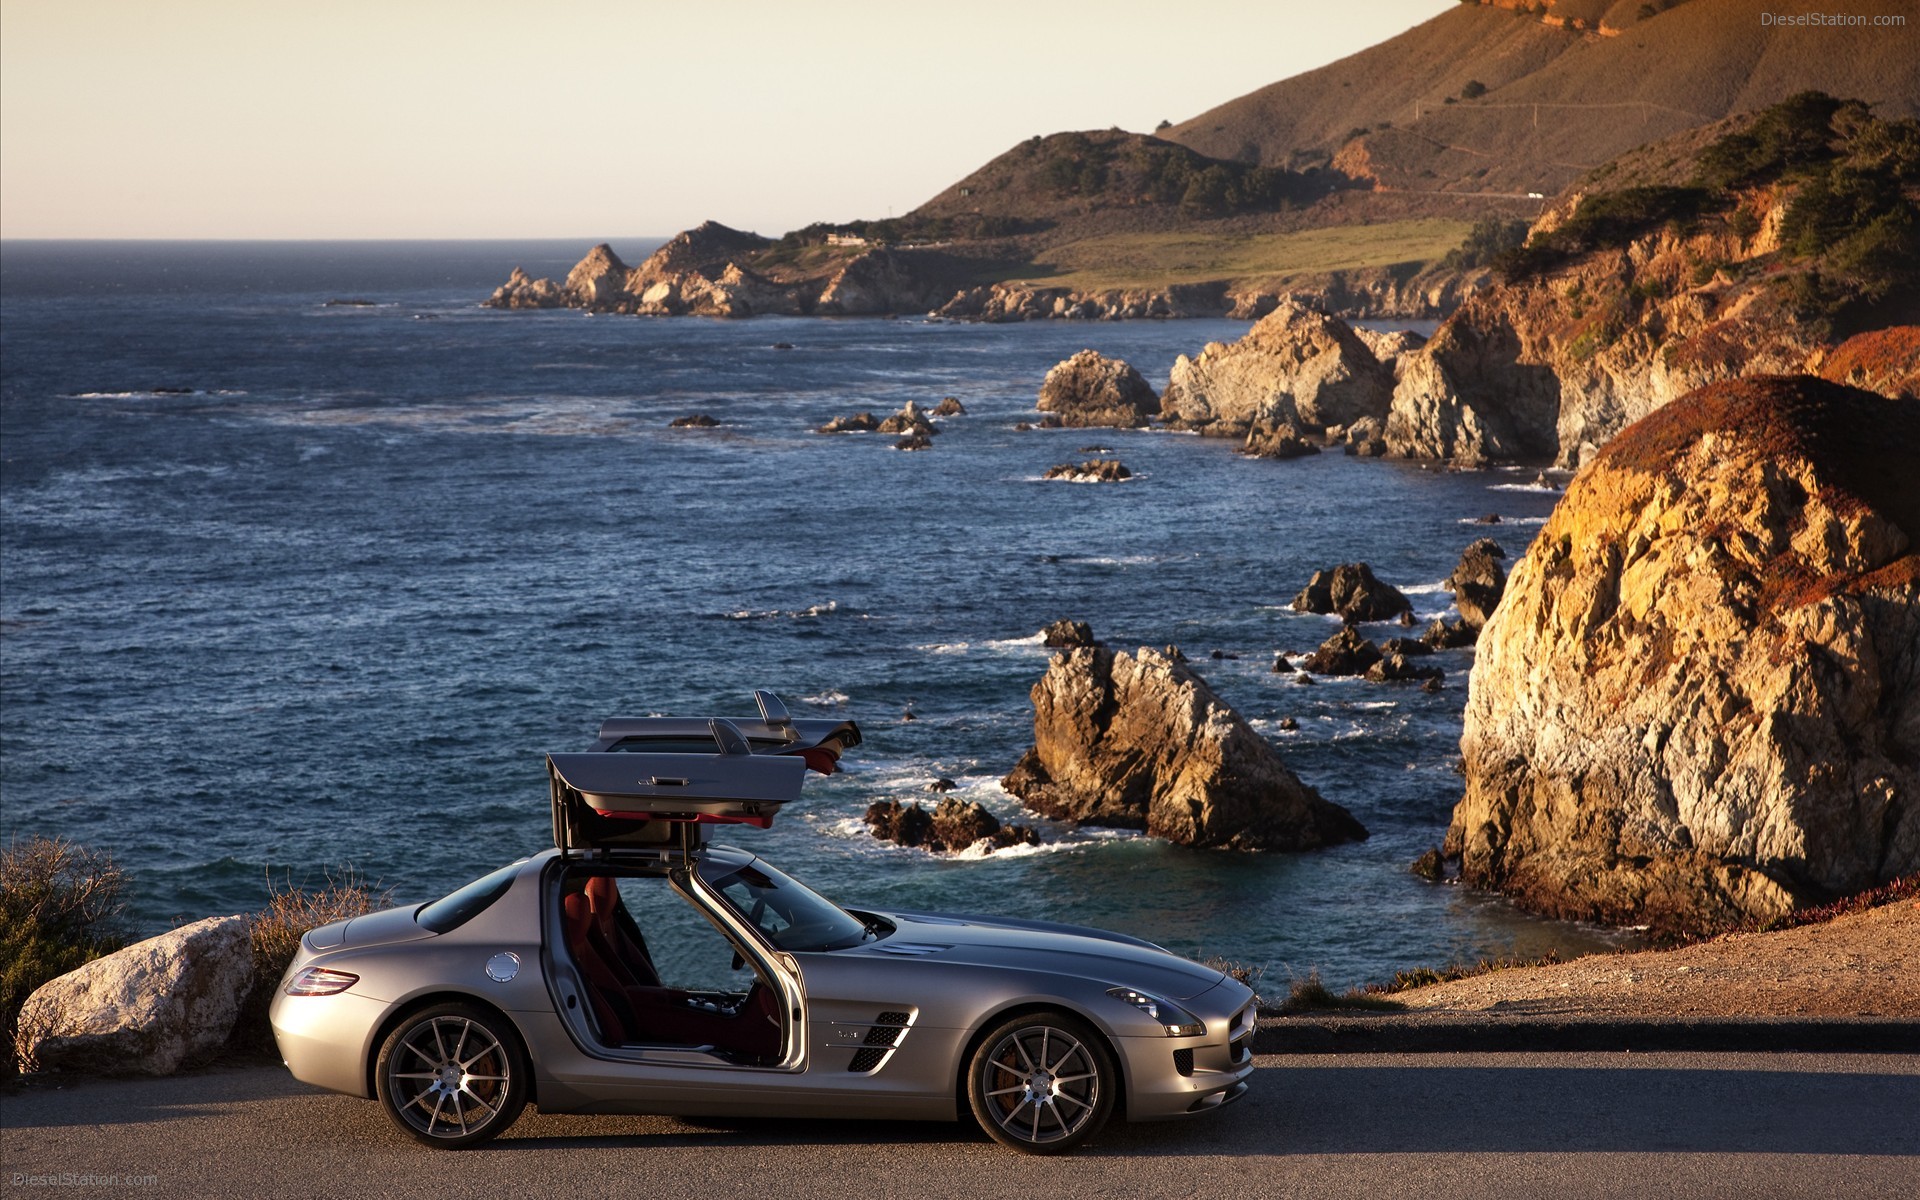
[1167,0,1920,198]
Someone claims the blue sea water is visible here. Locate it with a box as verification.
[0,240,1629,991]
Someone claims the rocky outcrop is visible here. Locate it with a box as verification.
[1384,302,1562,465]
[932,397,967,416]
[670,414,720,429]
[1297,627,1383,677]
[876,400,938,436]
[15,915,255,1076]
[1354,328,1429,379]
[817,412,880,434]
[1036,351,1158,428]
[1160,299,1394,437]
[1044,459,1132,482]
[865,797,1040,854]
[1447,538,1508,630]
[1003,646,1367,850]
[1447,376,1920,934]
[486,267,568,309]
[1041,619,1099,648]
[816,250,949,315]
[1241,420,1320,460]
[1291,563,1412,623]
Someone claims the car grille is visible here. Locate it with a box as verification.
[1173,1048,1195,1077]
[1230,1004,1255,1064]
[846,1010,913,1073]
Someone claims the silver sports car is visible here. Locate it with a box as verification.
[270,693,1256,1153]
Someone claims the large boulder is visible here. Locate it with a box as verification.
[1447,376,1920,935]
[1290,563,1412,623]
[1003,646,1367,850]
[1036,351,1158,428]
[14,915,256,1076]
[1160,298,1393,437]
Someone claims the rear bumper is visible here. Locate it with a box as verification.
[269,990,389,1099]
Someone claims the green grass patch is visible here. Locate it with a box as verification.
[1021,220,1473,291]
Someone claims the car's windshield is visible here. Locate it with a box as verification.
[698,856,872,952]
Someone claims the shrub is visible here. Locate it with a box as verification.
[1461,80,1487,100]
[1443,218,1530,271]
[2,837,128,1067]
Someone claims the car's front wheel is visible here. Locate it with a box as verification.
[375,1002,528,1148]
[966,1010,1116,1153]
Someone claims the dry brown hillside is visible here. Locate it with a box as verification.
[1167,0,1919,197]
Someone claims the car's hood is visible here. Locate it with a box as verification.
[867,909,1225,1001]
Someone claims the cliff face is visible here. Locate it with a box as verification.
[1385,187,1829,465]
[1447,376,1920,933]
[1004,646,1367,851]
[1382,96,1920,465]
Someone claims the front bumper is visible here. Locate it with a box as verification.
[1121,999,1257,1121]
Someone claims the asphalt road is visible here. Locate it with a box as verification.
[5,1052,1918,1199]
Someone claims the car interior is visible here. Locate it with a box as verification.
[557,868,782,1062]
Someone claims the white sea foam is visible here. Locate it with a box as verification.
[1489,482,1561,494]
[1400,581,1449,596]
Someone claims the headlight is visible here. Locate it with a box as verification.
[285,967,359,996]
[1107,987,1206,1037]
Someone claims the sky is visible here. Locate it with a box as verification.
[1,0,1452,241]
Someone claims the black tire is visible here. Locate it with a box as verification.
[374,1002,528,1148]
[966,1010,1116,1154]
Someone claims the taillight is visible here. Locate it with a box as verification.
[285,967,359,996]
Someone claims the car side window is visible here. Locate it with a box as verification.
[613,875,742,992]
[418,862,521,934]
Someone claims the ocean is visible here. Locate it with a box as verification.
[0,239,1630,991]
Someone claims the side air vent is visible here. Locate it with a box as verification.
[846,1010,914,1073]
[1173,1048,1195,1077]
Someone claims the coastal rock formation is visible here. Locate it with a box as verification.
[1044,459,1131,482]
[14,915,256,1076]
[1003,645,1367,850]
[816,250,949,315]
[1041,619,1099,648]
[1160,300,1394,437]
[670,414,720,428]
[1291,563,1412,623]
[1036,351,1158,428]
[1353,328,1429,380]
[876,400,938,436]
[1447,376,1920,933]
[1447,538,1508,629]
[486,267,568,309]
[1297,627,1383,677]
[1241,420,1320,460]
[865,797,1040,854]
[932,397,967,416]
[817,412,880,434]
[1382,100,1919,467]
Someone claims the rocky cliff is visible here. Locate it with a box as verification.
[1003,645,1367,851]
[1446,375,1920,933]
[1382,96,1920,466]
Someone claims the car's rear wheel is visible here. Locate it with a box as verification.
[375,1002,527,1148]
[966,1010,1116,1153]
